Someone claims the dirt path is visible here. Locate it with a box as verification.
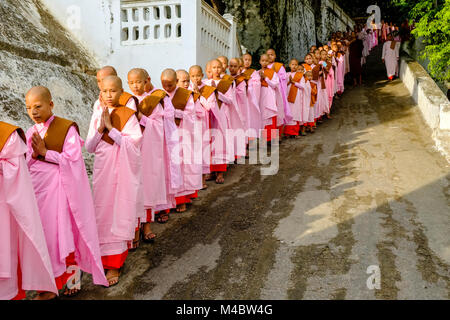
[75,45,450,300]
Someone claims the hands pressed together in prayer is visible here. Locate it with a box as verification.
[192,82,200,94]
[31,132,47,159]
[98,107,113,134]
[259,70,266,81]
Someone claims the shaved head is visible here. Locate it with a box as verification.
[266,49,276,63]
[176,69,189,78]
[128,68,146,79]
[25,86,52,103]
[97,66,117,77]
[161,68,178,93]
[176,69,190,89]
[161,68,177,81]
[229,58,239,65]
[102,75,123,89]
[189,65,203,74]
[141,68,149,78]
[97,66,118,89]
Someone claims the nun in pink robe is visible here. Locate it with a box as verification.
[85,105,143,269]
[302,79,314,125]
[286,72,305,128]
[336,53,345,94]
[166,88,203,200]
[318,62,330,116]
[382,39,400,79]
[234,77,250,137]
[0,130,57,300]
[25,115,108,287]
[139,91,181,217]
[325,63,335,108]
[244,69,262,139]
[267,62,293,126]
[204,79,245,161]
[259,69,280,137]
[199,80,229,168]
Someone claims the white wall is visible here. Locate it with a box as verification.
[41,0,238,89]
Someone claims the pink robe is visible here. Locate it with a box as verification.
[167,88,203,198]
[326,66,335,108]
[140,90,180,212]
[86,106,143,257]
[234,78,250,134]
[302,80,313,124]
[268,63,293,125]
[318,62,330,116]
[191,86,211,175]
[382,41,400,78]
[244,69,262,138]
[304,80,315,124]
[286,72,305,124]
[259,70,280,127]
[336,54,345,93]
[199,81,229,166]
[0,131,58,299]
[204,79,245,160]
[25,116,108,286]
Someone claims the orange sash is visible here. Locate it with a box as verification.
[261,68,275,87]
[242,68,255,80]
[0,122,26,152]
[310,82,318,107]
[119,91,138,107]
[287,72,304,103]
[200,85,216,100]
[234,74,247,86]
[272,62,284,73]
[302,64,312,71]
[172,87,193,126]
[138,90,167,117]
[101,106,136,145]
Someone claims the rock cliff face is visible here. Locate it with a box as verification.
[0,0,98,140]
[222,0,318,63]
[220,0,352,64]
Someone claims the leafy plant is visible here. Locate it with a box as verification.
[400,0,449,81]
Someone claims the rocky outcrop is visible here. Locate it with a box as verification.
[221,0,352,64]
[0,0,98,139]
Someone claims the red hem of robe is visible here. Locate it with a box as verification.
[11,264,26,300]
[54,252,77,290]
[102,250,128,270]
[284,122,300,136]
[176,196,192,205]
[211,164,227,172]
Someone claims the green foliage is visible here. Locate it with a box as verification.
[400,0,450,82]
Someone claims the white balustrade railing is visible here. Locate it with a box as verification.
[200,0,231,57]
[121,0,182,45]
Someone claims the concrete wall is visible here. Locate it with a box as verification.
[400,55,450,161]
[316,0,355,45]
[41,0,240,88]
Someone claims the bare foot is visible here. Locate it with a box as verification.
[202,175,208,190]
[106,269,120,287]
[141,222,156,243]
[176,203,187,213]
[215,172,224,184]
[129,228,140,251]
[33,292,57,300]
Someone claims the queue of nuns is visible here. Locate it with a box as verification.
[0,22,402,299]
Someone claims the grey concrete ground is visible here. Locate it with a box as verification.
[75,45,449,300]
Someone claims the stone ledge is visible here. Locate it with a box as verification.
[400,55,450,162]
